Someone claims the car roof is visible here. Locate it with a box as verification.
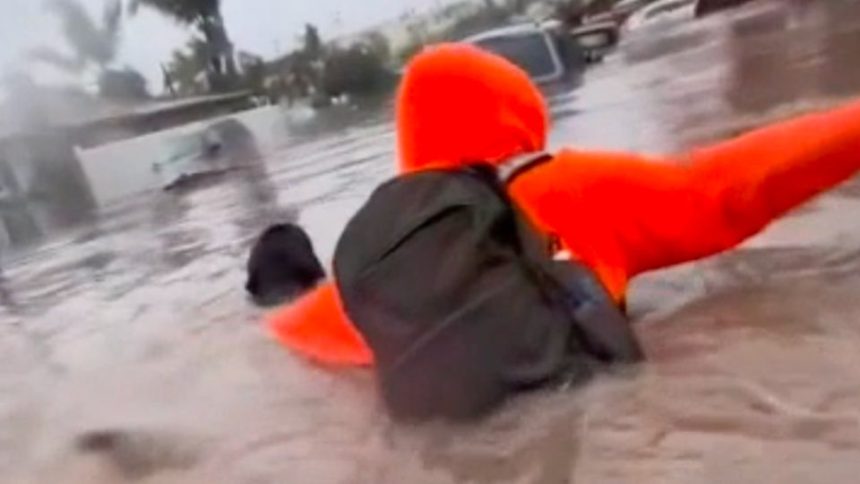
[462,23,546,43]
[571,21,618,33]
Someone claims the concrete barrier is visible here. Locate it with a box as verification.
[76,105,289,206]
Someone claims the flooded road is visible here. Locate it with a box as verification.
[4,1,860,482]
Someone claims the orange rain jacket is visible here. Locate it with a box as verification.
[268,44,860,367]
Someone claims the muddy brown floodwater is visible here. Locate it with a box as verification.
[3,1,860,483]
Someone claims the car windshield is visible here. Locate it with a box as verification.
[474,32,557,79]
[577,31,612,48]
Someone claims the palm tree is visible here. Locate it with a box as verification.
[303,23,323,61]
[32,0,148,100]
[128,0,237,90]
[32,0,122,74]
[165,36,210,95]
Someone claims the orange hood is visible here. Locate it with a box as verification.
[397,43,549,172]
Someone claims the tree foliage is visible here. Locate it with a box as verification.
[362,31,392,65]
[303,24,324,60]
[31,0,149,100]
[165,36,210,95]
[98,68,149,100]
[33,0,122,72]
[127,0,220,24]
[320,42,394,98]
[132,0,237,90]
[241,58,266,96]
[265,24,395,104]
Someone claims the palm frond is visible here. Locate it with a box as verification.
[128,0,220,24]
[44,0,117,67]
[103,0,122,39]
[29,46,86,73]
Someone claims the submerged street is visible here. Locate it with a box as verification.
[3,1,860,482]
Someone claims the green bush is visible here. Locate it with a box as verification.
[98,68,149,100]
[321,45,394,97]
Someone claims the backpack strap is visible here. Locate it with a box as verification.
[496,152,642,361]
[498,151,553,185]
[495,151,559,256]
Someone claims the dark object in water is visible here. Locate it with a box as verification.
[74,429,199,480]
[246,223,325,307]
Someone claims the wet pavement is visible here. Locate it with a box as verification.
[4,1,860,482]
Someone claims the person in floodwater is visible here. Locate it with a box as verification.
[267,43,860,418]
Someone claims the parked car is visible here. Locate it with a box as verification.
[569,21,620,62]
[463,23,587,85]
[583,0,658,25]
[624,0,697,32]
[463,20,620,85]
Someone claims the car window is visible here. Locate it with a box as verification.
[474,33,558,79]
[577,31,612,48]
[646,0,691,19]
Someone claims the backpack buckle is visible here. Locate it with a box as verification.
[548,233,569,259]
[498,152,553,185]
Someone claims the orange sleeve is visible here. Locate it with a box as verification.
[267,101,860,366]
[566,99,860,277]
[267,282,374,366]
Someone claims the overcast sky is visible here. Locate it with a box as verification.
[0,0,454,93]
